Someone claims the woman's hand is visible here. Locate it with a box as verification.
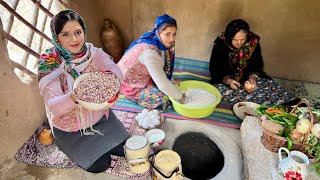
[249,74,258,84]
[178,93,186,104]
[70,93,78,104]
[171,78,182,85]
[225,78,240,90]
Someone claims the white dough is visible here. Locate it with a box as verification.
[184,88,217,107]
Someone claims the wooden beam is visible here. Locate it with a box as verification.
[2,29,40,58]
[0,0,52,43]
[30,0,53,18]
[9,59,37,78]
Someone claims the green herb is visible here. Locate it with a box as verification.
[286,136,293,150]
[257,104,320,176]
[305,135,320,176]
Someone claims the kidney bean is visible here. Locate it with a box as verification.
[74,72,120,103]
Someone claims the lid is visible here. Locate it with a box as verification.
[155,150,181,171]
[125,136,148,150]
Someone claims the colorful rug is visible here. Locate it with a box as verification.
[112,95,241,129]
[15,110,150,179]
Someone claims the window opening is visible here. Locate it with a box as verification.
[0,0,65,83]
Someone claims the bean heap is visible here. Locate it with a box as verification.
[74,72,120,103]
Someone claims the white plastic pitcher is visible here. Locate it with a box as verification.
[278,147,309,179]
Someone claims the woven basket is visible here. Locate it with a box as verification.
[260,99,314,158]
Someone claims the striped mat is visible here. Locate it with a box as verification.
[111,96,241,129]
[172,57,211,82]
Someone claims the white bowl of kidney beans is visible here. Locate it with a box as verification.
[73,71,121,110]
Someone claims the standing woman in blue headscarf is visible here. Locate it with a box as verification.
[118,14,185,110]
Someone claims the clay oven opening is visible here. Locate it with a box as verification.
[173,132,224,180]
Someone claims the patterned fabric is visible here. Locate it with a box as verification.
[124,14,176,80]
[118,43,157,91]
[219,32,259,81]
[133,84,172,111]
[15,110,150,180]
[215,77,295,106]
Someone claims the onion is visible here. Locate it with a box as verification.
[244,81,256,93]
[296,119,311,134]
[299,112,319,124]
[290,129,303,142]
[311,123,320,139]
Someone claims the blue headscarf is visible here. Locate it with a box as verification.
[126,14,177,79]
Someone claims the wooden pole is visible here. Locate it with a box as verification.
[9,59,37,78]
[2,29,40,58]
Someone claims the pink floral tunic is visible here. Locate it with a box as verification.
[41,48,123,132]
[117,43,159,98]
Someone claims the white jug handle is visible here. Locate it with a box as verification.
[278,147,290,160]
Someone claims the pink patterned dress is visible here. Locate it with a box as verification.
[118,43,171,110]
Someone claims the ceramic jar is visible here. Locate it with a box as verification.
[101,19,124,63]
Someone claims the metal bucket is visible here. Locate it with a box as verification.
[149,150,183,180]
[124,136,150,174]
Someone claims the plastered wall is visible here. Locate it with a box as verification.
[1,0,319,164]
[0,21,46,164]
[71,0,320,82]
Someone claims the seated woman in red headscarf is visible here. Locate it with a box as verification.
[209,19,297,106]
[117,14,185,111]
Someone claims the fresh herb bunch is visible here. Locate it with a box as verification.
[305,135,320,176]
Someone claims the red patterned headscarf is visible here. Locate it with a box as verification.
[220,19,259,81]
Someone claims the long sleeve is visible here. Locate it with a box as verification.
[42,78,77,116]
[244,43,268,79]
[209,37,234,84]
[139,49,183,99]
[93,49,123,80]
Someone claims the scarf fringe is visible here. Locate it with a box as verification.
[76,105,104,136]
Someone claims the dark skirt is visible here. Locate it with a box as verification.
[53,110,129,170]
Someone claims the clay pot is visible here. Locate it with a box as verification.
[101,19,124,63]
[39,129,54,145]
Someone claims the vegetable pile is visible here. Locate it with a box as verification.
[256,104,320,176]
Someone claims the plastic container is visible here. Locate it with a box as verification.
[168,80,222,118]
[145,128,165,147]
[124,136,151,174]
[149,150,183,180]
